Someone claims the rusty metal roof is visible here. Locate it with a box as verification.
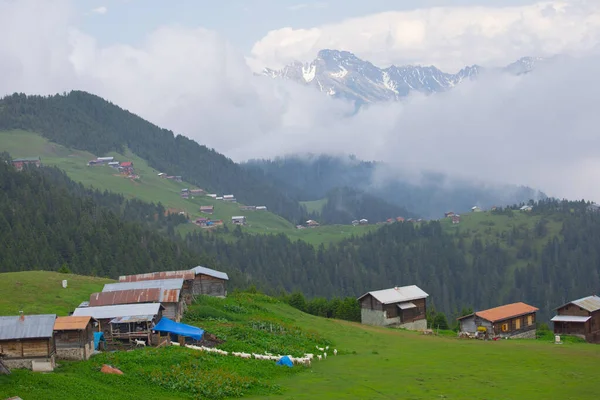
[118,271,194,282]
[90,288,180,306]
[103,278,184,292]
[0,314,56,340]
[475,302,538,323]
[54,316,94,331]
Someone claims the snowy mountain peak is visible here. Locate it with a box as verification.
[262,50,546,104]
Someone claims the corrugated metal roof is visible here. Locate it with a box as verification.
[90,288,180,306]
[357,285,429,305]
[103,278,184,292]
[110,315,155,323]
[54,316,93,331]
[475,302,538,323]
[0,314,56,340]
[190,266,229,281]
[119,271,194,282]
[570,295,600,312]
[551,315,591,323]
[78,301,90,308]
[72,303,162,320]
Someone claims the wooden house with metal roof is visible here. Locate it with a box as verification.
[0,313,56,371]
[357,285,429,330]
[90,286,184,321]
[72,303,163,345]
[552,295,600,343]
[458,302,539,339]
[53,316,97,360]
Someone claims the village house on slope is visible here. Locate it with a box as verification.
[457,302,539,339]
[101,278,186,320]
[53,316,97,361]
[0,313,56,372]
[357,285,429,330]
[118,266,229,298]
[72,303,164,346]
[551,295,600,343]
[11,157,41,171]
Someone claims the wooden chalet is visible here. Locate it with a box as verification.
[200,205,214,214]
[53,316,97,360]
[231,216,246,225]
[72,303,163,345]
[552,295,600,343]
[11,157,41,171]
[357,286,429,330]
[90,287,185,322]
[0,313,56,371]
[458,302,538,339]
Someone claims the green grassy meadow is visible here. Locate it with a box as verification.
[0,271,113,316]
[300,198,328,214]
[2,272,600,400]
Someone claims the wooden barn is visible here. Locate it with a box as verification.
[357,285,429,330]
[90,286,185,321]
[53,316,97,360]
[551,295,600,343]
[11,157,41,171]
[458,302,538,339]
[0,313,56,371]
[72,303,163,345]
[189,266,229,297]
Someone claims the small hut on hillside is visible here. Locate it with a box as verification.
[90,286,184,321]
[0,313,56,371]
[53,316,97,360]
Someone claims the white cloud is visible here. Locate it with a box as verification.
[90,6,107,15]
[2,0,600,203]
[288,2,328,12]
[249,1,600,72]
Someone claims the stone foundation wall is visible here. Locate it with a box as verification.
[56,347,85,361]
[361,308,401,327]
[4,355,55,371]
[507,329,536,339]
[398,319,427,331]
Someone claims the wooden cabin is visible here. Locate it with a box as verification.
[90,287,184,322]
[552,295,600,343]
[189,266,229,297]
[53,316,97,360]
[357,286,429,330]
[0,314,56,371]
[458,302,538,338]
[72,303,163,345]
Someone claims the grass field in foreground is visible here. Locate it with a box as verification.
[2,272,600,400]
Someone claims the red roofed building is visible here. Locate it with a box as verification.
[457,302,539,339]
[119,161,134,174]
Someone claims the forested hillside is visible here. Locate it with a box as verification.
[0,154,215,278]
[245,155,546,218]
[309,187,417,224]
[0,92,305,222]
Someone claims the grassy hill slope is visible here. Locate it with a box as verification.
[0,271,113,315]
[0,130,375,245]
[2,272,600,400]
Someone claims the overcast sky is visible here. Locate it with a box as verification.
[2,0,600,201]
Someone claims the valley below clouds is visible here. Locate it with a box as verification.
[1,0,600,202]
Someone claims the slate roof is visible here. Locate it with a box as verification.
[0,314,56,340]
[357,285,429,305]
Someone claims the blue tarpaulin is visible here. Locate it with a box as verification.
[93,332,106,350]
[152,317,204,341]
[276,356,293,367]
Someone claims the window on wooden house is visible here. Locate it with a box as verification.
[501,323,509,332]
[515,319,521,330]
[527,315,533,326]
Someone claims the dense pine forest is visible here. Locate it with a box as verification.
[0,92,306,222]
